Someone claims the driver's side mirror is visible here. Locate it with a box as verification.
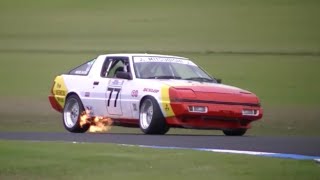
[216,78,222,84]
[115,72,132,80]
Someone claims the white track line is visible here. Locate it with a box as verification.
[120,144,320,161]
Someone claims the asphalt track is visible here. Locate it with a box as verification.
[0,132,319,157]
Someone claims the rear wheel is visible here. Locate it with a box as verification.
[63,94,90,133]
[139,97,169,134]
[223,129,247,136]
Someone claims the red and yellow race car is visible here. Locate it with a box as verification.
[49,53,263,135]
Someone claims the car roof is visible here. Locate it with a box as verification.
[100,53,189,60]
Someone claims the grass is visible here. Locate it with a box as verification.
[0,0,319,52]
[0,140,319,180]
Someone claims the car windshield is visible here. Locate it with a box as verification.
[133,56,216,83]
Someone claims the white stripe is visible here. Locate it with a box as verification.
[118,144,320,160]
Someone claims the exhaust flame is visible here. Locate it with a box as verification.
[80,110,113,133]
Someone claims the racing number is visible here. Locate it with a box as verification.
[107,88,121,107]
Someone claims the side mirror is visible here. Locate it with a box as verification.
[116,72,132,80]
[216,78,222,84]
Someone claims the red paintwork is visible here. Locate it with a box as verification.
[167,86,263,130]
[48,95,63,113]
[173,86,258,104]
[176,85,244,94]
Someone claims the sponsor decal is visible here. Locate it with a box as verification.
[55,90,66,96]
[160,85,175,117]
[133,56,196,66]
[86,106,94,116]
[106,87,121,107]
[132,103,138,111]
[56,97,64,103]
[131,90,138,97]
[109,79,124,86]
[52,76,68,108]
[146,57,184,63]
[165,104,170,111]
[143,88,159,93]
[75,70,89,75]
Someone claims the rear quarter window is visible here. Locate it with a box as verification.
[68,59,96,75]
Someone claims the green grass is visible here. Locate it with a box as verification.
[0,0,319,52]
[0,140,319,180]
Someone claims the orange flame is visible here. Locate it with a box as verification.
[80,110,113,133]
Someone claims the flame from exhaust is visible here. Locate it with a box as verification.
[80,110,113,133]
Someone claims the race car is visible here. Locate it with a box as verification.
[49,53,263,136]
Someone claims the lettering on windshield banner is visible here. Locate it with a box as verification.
[133,56,196,66]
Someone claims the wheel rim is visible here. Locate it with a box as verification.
[140,99,153,129]
[63,98,80,128]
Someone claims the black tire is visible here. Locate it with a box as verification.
[223,129,247,136]
[139,96,170,134]
[63,94,90,133]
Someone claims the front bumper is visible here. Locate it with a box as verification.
[166,102,263,129]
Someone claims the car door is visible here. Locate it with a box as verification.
[106,79,124,115]
[90,56,131,117]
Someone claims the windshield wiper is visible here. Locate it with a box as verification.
[145,75,182,79]
[184,77,214,82]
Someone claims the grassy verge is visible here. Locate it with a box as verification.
[1,0,319,52]
[0,140,319,180]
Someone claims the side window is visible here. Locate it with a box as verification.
[107,60,124,78]
[100,56,131,78]
[69,59,95,75]
[101,59,112,77]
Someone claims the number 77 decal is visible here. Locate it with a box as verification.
[107,87,121,107]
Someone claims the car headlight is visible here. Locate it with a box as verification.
[188,106,208,113]
[242,109,259,116]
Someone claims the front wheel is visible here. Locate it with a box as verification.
[63,94,90,133]
[139,97,169,134]
[222,129,247,136]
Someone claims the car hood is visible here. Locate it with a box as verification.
[158,80,260,106]
[160,80,251,94]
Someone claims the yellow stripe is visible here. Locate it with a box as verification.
[160,85,175,117]
[52,76,68,108]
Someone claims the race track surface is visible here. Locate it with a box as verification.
[0,132,319,156]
